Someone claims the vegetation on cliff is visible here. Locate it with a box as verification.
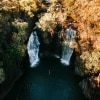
[0,0,100,99]
[0,0,43,84]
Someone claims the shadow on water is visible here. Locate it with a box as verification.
[3,57,87,100]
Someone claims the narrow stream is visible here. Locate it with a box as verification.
[3,57,87,100]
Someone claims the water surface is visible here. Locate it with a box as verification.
[3,57,87,100]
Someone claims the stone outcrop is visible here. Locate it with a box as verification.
[80,75,100,100]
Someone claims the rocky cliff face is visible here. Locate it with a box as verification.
[80,75,100,100]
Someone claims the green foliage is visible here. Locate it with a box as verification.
[3,44,23,68]
[3,19,27,69]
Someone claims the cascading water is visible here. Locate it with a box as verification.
[61,24,76,65]
[27,30,40,67]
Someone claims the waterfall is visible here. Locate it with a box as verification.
[27,31,40,67]
[61,25,76,66]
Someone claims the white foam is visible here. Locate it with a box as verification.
[27,31,40,68]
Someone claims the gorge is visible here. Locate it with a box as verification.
[0,0,100,100]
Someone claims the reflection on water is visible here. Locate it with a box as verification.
[3,57,87,100]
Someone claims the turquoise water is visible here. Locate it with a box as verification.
[3,57,87,100]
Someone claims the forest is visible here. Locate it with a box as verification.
[0,0,100,100]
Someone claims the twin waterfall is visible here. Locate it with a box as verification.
[27,31,40,67]
[61,26,76,65]
[27,26,76,67]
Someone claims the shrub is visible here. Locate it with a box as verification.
[75,50,100,76]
